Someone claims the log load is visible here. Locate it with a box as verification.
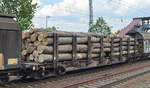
[38,53,99,63]
[22,29,138,63]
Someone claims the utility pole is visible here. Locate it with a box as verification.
[88,0,93,32]
[46,16,51,29]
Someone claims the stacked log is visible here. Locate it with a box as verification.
[22,30,101,63]
[22,29,138,63]
[102,35,137,57]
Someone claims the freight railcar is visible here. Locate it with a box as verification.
[128,32,150,58]
[0,13,149,82]
[0,14,21,82]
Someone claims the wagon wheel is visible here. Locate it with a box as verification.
[0,74,9,83]
[56,66,66,75]
[128,59,133,64]
[33,71,45,80]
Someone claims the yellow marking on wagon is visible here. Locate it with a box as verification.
[8,58,18,65]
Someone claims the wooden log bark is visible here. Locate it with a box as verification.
[42,38,53,45]
[39,37,100,45]
[33,50,39,58]
[22,30,139,63]
[31,33,38,42]
[92,43,101,48]
[22,31,30,39]
[22,50,27,56]
[38,44,103,54]
[38,31,53,41]
[38,53,99,63]
[58,37,100,44]
[103,43,111,47]
[27,46,36,54]
[92,49,100,53]
[112,50,137,56]
[113,38,120,43]
[37,45,88,54]
[122,42,134,45]
[37,45,53,54]
[34,41,42,46]
[29,54,34,61]
[104,48,111,52]
[122,38,134,42]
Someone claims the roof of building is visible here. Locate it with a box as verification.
[0,13,16,18]
[133,17,150,20]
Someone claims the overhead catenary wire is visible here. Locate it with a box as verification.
[34,0,150,20]
[33,0,149,30]
[112,0,150,16]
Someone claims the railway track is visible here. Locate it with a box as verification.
[69,63,150,88]
[1,60,150,88]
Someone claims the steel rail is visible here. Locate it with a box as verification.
[64,64,150,88]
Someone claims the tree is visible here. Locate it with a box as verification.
[0,0,38,30]
[115,30,121,34]
[47,26,57,31]
[89,17,112,35]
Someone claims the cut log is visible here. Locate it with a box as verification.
[122,42,135,45]
[22,50,27,56]
[38,33,44,41]
[37,46,53,54]
[92,43,101,48]
[104,43,111,47]
[42,38,53,45]
[38,37,100,45]
[104,48,111,52]
[22,30,139,63]
[92,49,101,53]
[38,53,99,63]
[113,38,120,43]
[27,46,36,54]
[37,44,103,54]
[29,54,34,61]
[31,33,38,42]
[112,50,137,56]
[33,50,39,58]
[37,45,88,54]
[122,38,134,42]
[58,37,100,44]
[22,31,30,39]
[34,41,42,46]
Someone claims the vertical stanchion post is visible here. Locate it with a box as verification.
[53,33,58,72]
[119,38,122,61]
[127,37,130,60]
[142,39,144,58]
[100,36,104,65]
[72,34,77,66]
[134,39,136,59]
[111,37,114,62]
[87,36,92,65]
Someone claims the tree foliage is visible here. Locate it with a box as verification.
[47,26,57,31]
[0,0,38,30]
[89,17,112,35]
[115,30,121,34]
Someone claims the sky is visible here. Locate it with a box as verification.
[32,0,150,33]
